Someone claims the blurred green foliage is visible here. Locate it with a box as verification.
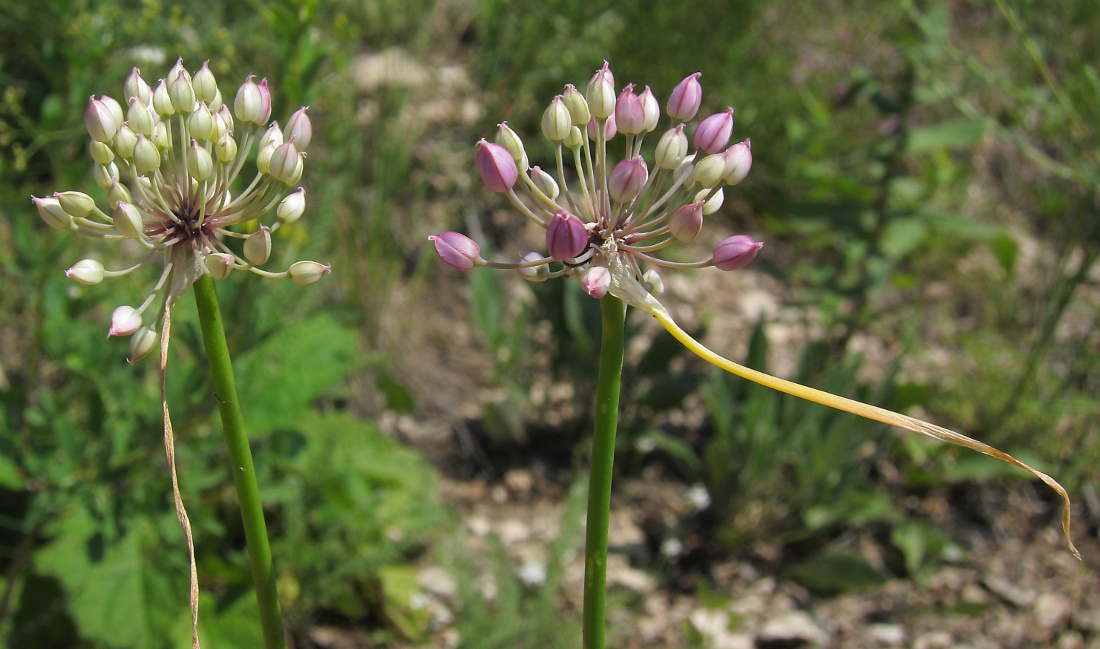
[1,0,1097,644]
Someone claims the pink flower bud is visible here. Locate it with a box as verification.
[722,138,752,186]
[667,72,702,122]
[713,235,763,271]
[669,201,705,242]
[256,78,272,124]
[429,232,482,270]
[108,306,143,337]
[85,96,120,143]
[615,84,645,135]
[608,156,648,203]
[285,106,312,150]
[546,211,588,261]
[579,265,611,298]
[475,139,519,193]
[517,251,549,281]
[639,85,660,133]
[586,61,616,119]
[587,114,617,141]
[693,107,735,154]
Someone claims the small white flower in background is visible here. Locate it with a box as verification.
[33,58,330,362]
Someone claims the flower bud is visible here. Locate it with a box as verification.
[495,122,526,162]
[234,74,265,125]
[586,61,616,120]
[655,124,688,170]
[107,178,132,205]
[168,68,196,114]
[429,232,481,270]
[257,140,276,175]
[722,138,752,186]
[713,235,763,271]
[85,96,120,143]
[278,187,306,224]
[192,61,219,104]
[152,78,175,117]
[32,196,71,229]
[243,226,272,265]
[215,130,238,163]
[268,141,301,184]
[608,156,648,203]
[127,97,156,135]
[89,140,114,165]
[93,162,119,190]
[188,102,214,141]
[517,251,549,281]
[55,191,96,218]
[693,107,735,154]
[529,166,559,200]
[124,67,154,106]
[216,104,234,135]
[288,260,331,285]
[562,84,590,126]
[562,126,584,150]
[128,326,157,364]
[667,72,702,122]
[151,121,170,149]
[588,114,616,141]
[114,124,138,159]
[187,140,214,181]
[108,305,143,337]
[615,84,645,135]
[284,107,312,150]
[541,95,572,143]
[475,140,518,193]
[546,210,588,261]
[692,153,727,188]
[579,265,611,298]
[259,122,283,150]
[642,269,665,296]
[695,187,725,215]
[669,201,704,242]
[255,78,272,125]
[208,87,224,113]
[206,253,234,280]
[113,201,146,239]
[639,85,660,133]
[133,133,161,175]
[66,258,105,284]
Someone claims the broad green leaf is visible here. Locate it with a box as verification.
[35,508,178,649]
[785,552,889,596]
[236,315,359,432]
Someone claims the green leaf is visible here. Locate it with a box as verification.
[890,521,952,585]
[880,218,929,260]
[376,565,432,641]
[236,315,359,432]
[907,119,986,152]
[36,508,178,649]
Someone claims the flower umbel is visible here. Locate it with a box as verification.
[34,59,330,361]
[431,61,1077,558]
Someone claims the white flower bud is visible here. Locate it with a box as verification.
[128,326,157,364]
[288,261,331,285]
[205,253,234,280]
[243,226,271,265]
[108,305,143,337]
[113,202,146,239]
[277,188,306,224]
[66,259,105,285]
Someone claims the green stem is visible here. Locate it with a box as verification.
[193,274,286,649]
[582,296,626,649]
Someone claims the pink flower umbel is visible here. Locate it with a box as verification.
[430,61,1078,559]
[34,59,330,362]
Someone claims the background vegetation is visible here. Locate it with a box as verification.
[0,0,1096,646]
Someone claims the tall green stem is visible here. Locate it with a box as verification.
[193,274,286,649]
[582,296,626,649]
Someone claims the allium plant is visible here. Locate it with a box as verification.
[33,59,330,649]
[432,61,1077,649]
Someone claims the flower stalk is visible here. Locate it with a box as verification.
[583,296,626,649]
[193,274,286,648]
